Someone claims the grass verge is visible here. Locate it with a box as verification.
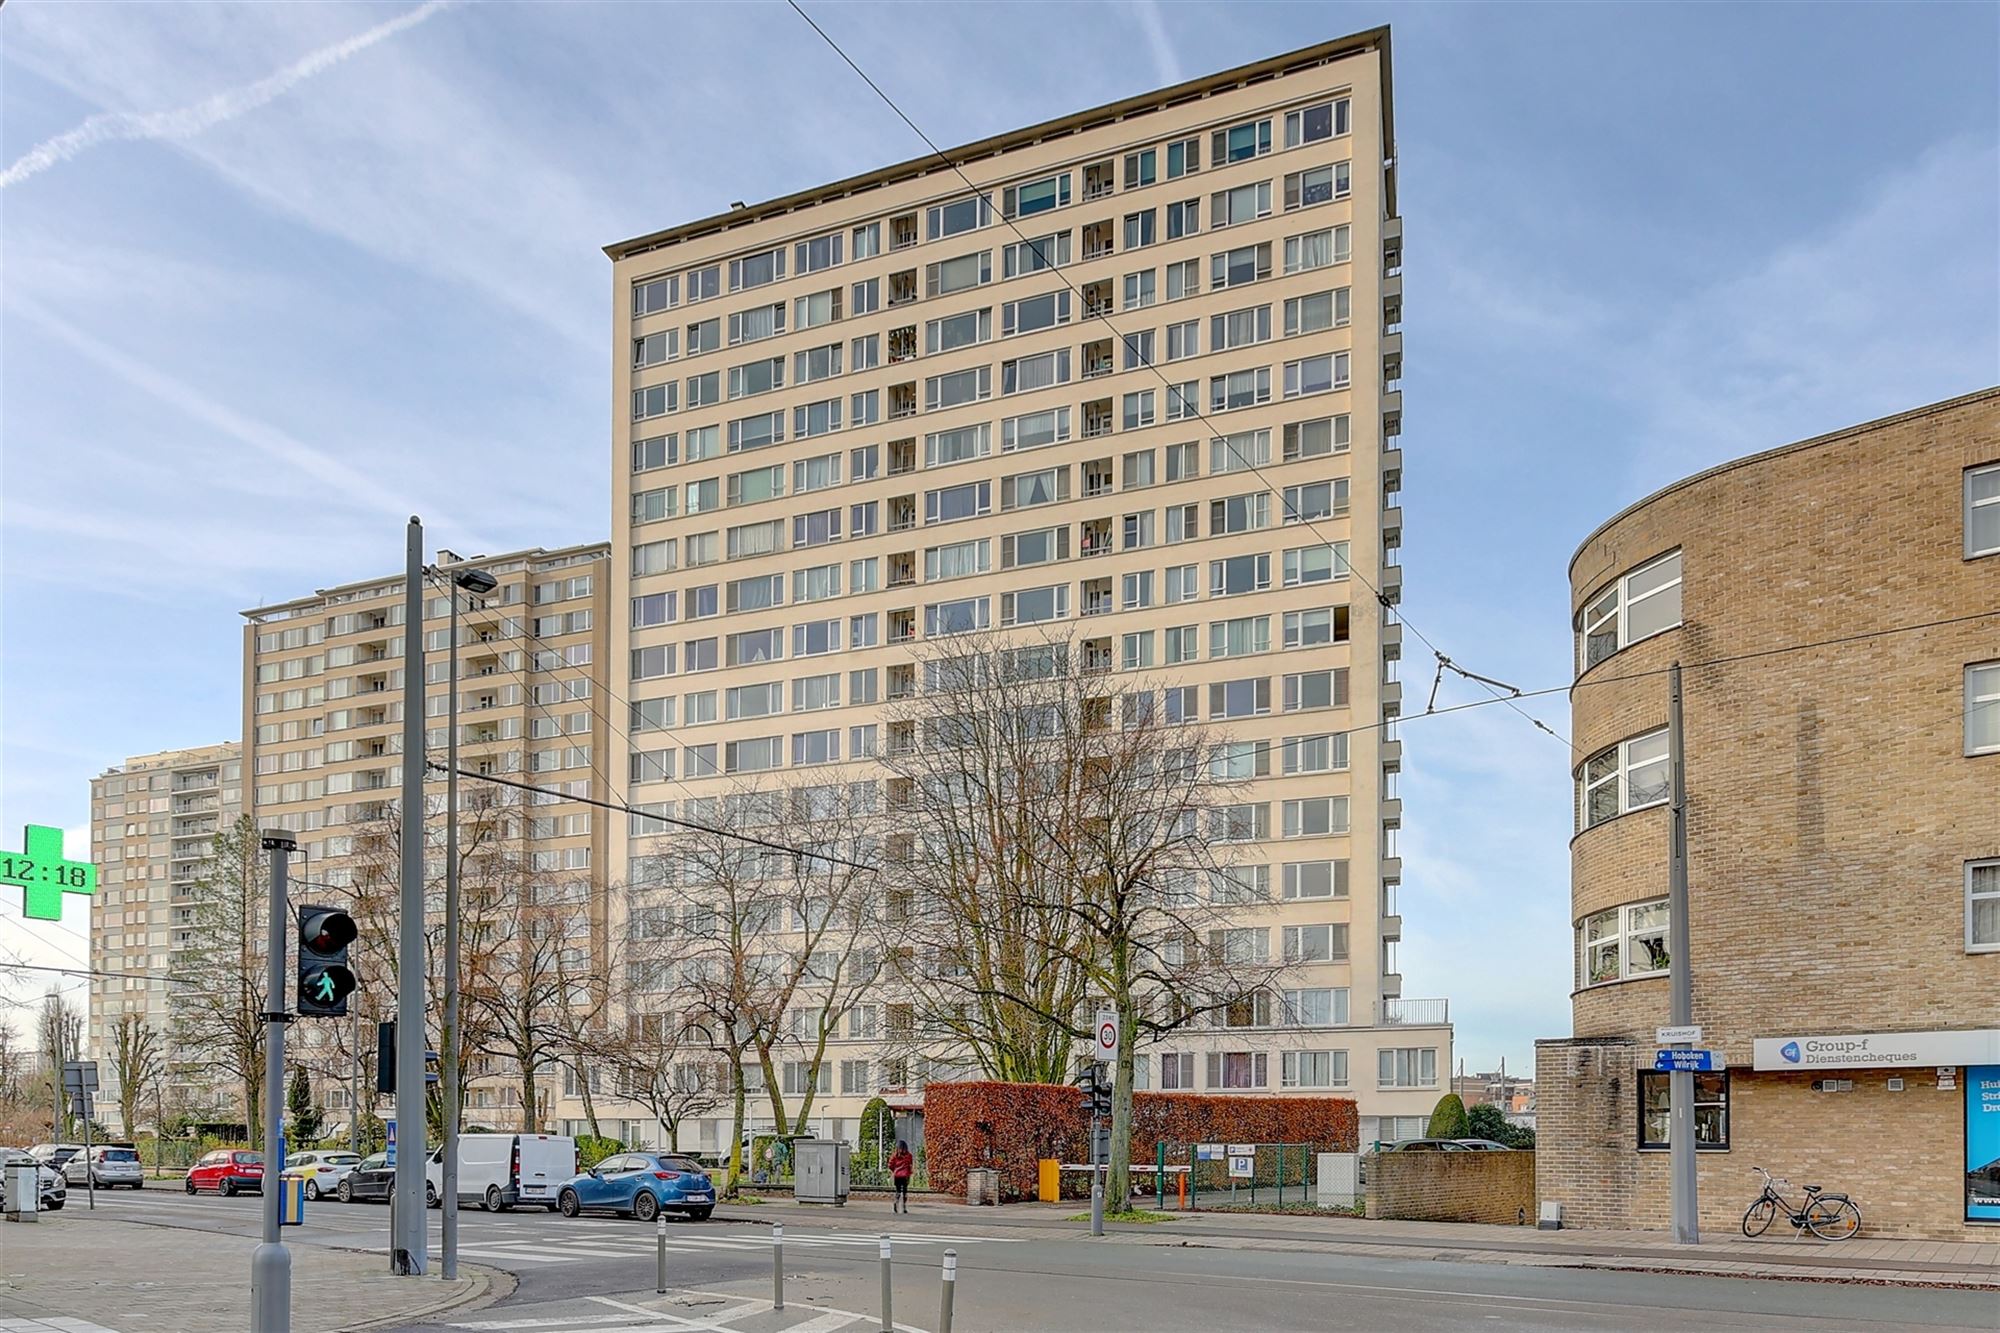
[1064,1207,1177,1224]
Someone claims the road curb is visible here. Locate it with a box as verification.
[336,1262,516,1332]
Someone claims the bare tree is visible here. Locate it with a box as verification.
[883,634,1285,1204]
[110,1013,165,1139]
[169,816,269,1141]
[608,1011,722,1152]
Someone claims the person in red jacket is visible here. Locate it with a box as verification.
[889,1140,914,1213]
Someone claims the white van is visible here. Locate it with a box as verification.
[427,1133,575,1211]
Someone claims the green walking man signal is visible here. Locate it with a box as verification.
[295,904,358,1018]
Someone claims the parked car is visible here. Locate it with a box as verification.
[556,1152,715,1222]
[282,1150,362,1200]
[1380,1138,1474,1152]
[337,1150,440,1207]
[1452,1138,1514,1152]
[69,1145,144,1188]
[441,1133,576,1212]
[185,1149,265,1195]
[0,1147,67,1211]
[27,1143,85,1171]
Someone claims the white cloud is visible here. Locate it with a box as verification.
[1,1,453,189]
[1127,0,1185,87]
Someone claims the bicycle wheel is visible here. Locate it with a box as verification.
[1741,1197,1778,1237]
[1806,1198,1860,1241]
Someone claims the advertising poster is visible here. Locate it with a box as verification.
[1967,1066,2000,1223]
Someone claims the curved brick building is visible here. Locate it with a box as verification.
[1536,388,2000,1238]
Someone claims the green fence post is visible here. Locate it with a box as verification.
[1156,1141,1166,1210]
[1277,1143,1285,1208]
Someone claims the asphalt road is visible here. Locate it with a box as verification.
[64,1188,2000,1332]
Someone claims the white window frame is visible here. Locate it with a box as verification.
[1577,550,1683,672]
[1968,661,2000,756]
[1577,728,1670,829]
[1969,859,2000,954]
[1967,462,2000,558]
[1576,898,1671,987]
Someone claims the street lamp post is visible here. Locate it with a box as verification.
[438,563,496,1281]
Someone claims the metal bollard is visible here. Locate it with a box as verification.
[772,1223,784,1310]
[656,1213,668,1295]
[937,1248,957,1333]
[879,1235,893,1332]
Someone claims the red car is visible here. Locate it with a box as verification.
[186,1149,264,1196]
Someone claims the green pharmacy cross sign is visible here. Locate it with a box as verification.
[2,824,96,921]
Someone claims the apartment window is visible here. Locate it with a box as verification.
[1210,367,1271,412]
[1577,728,1670,829]
[728,411,784,452]
[1122,391,1156,431]
[685,265,720,303]
[1969,463,2000,557]
[1208,1051,1268,1090]
[725,682,783,721]
[728,628,784,667]
[1577,551,1684,670]
[686,317,721,356]
[1967,860,2000,952]
[1001,406,1070,453]
[927,250,993,297]
[729,303,785,347]
[728,247,785,292]
[1210,553,1270,597]
[1212,118,1272,163]
[1284,415,1349,460]
[794,398,842,438]
[1157,323,1199,367]
[1282,606,1348,649]
[928,194,992,240]
[1282,732,1347,775]
[728,356,783,400]
[725,573,782,614]
[1210,181,1272,229]
[850,502,879,538]
[793,343,843,386]
[1160,1052,1195,1090]
[1122,330,1155,371]
[687,583,719,618]
[925,424,991,469]
[794,563,841,604]
[1282,859,1347,900]
[849,556,879,593]
[1210,492,1270,535]
[1004,526,1068,569]
[1122,569,1154,609]
[1165,258,1200,302]
[631,592,676,628]
[927,365,993,410]
[1638,1071,1729,1150]
[1282,1051,1347,1089]
[792,729,840,767]
[923,538,990,582]
[1004,172,1071,219]
[1284,352,1348,397]
[1211,304,1272,352]
[926,596,990,637]
[1284,225,1350,274]
[1283,480,1346,524]
[1378,1048,1437,1089]
[685,424,721,461]
[1004,231,1071,277]
[1282,797,1347,838]
[1209,615,1269,659]
[1123,149,1157,189]
[794,289,843,333]
[727,465,782,508]
[1284,289,1348,336]
[1002,350,1070,395]
[1285,99,1350,147]
[1165,440,1198,481]
[631,540,677,577]
[925,480,990,524]
[851,277,880,315]
[1578,899,1670,985]
[1163,198,1199,241]
[633,329,677,368]
[794,452,841,494]
[1164,564,1198,603]
[1123,510,1154,549]
[1283,668,1347,711]
[1164,135,1201,178]
[630,698,676,733]
[1123,269,1156,311]
[1001,464,1067,509]
[1002,291,1068,338]
[1002,584,1068,626]
[1163,624,1197,664]
[727,517,785,559]
[1282,543,1349,586]
[850,614,878,649]
[1208,677,1271,719]
[1282,923,1344,963]
[633,274,678,316]
[1283,162,1349,210]
[1969,662,2000,755]
[630,646,674,682]
[793,508,842,548]
[1123,210,1156,251]
[631,383,675,421]
[796,231,843,275]
[1122,631,1155,670]
[632,434,676,473]
[631,486,676,524]
[928,308,994,355]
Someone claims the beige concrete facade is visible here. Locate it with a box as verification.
[1537,388,2000,1237]
[240,543,611,1128]
[593,30,1449,1153]
[86,741,242,1128]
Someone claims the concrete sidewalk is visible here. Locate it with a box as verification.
[710,1195,2000,1289]
[0,1216,504,1332]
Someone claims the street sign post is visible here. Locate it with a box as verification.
[1654,1049,1716,1072]
[1228,1155,1254,1179]
[2,824,95,921]
[1094,1008,1119,1063]
[62,1063,99,1210]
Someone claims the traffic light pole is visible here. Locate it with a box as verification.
[252,831,296,1333]
[393,517,428,1276]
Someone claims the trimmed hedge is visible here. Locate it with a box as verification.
[924,1081,1358,1201]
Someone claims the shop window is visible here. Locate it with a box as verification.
[1638,1070,1729,1150]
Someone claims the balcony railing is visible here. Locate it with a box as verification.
[1381,997,1448,1026]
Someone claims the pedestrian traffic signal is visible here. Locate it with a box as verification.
[296,903,357,1017]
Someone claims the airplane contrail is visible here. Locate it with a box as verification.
[1,0,453,190]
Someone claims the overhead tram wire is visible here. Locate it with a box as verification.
[781,0,1573,751]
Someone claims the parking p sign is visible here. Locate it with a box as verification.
[1095,1007,1120,1061]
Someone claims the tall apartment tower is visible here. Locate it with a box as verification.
[240,543,611,1128]
[86,742,242,1130]
[603,29,1451,1146]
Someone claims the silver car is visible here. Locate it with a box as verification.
[71,1145,145,1188]
[1,1147,68,1210]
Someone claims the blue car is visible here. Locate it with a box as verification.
[557,1152,716,1221]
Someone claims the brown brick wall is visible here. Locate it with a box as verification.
[1365,1148,1537,1225]
[1543,388,2000,1240]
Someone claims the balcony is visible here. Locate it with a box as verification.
[1081,219,1115,261]
[1381,914,1402,940]
[887,438,917,476]
[1081,639,1114,674]
[888,384,917,421]
[1380,563,1402,604]
[1080,577,1112,617]
[1079,519,1113,558]
[889,326,917,364]
[1381,997,1448,1027]
[888,497,917,533]
[888,270,918,308]
[1082,160,1114,200]
[890,213,918,251]
[887,553,917,589]
[1082,459,1113,497]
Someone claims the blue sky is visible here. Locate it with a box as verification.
[2,2,1995,1063]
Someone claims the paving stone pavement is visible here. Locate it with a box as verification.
[0,1216,504,1333]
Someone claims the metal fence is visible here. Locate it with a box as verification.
[1141,1142,1324,1210]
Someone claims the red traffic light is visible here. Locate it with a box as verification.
[301,909,357,953]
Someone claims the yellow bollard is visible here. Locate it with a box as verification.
[1038,1158,1060,1203]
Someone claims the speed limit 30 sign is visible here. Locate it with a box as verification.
[1095,1007,1120,1061]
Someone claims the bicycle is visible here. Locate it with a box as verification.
[1741,1166,1861,1240]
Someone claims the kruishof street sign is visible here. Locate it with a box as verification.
[1,824,95,921]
